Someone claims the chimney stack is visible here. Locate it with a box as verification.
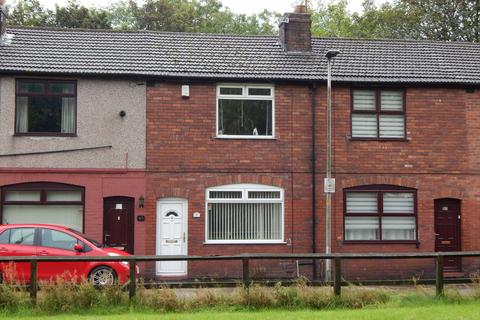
[0,0,6,38]
[279,5,312,53]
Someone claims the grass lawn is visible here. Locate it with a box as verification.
[6,301,480,320]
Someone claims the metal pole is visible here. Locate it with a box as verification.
[325,55,333,282]
[324,50,339,282]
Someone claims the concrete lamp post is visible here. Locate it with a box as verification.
[324,49,340,282]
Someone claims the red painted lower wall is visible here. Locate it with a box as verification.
[0,169,147,256]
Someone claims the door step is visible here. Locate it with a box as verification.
[443,271,465,278]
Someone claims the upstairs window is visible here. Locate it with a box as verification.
[351,89,405,139]
[16,79,77,136]
[217,84,274,138]
[344,185,417,242]
[206,184,283,243]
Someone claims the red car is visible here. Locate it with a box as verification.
[0,224,137,286]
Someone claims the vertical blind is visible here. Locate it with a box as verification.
[345,189,416,241]
[207,185,283,242]
[208,202,282,241]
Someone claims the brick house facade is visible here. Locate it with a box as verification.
[2,3,480,280]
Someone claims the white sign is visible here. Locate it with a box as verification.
[324,178,336,193]
[116,204,123,210]
[193,212,201,218]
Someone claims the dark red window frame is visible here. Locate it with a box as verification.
[350,88,407,141]
[15,79,77,137]
[0,182,85,232]
[343,185,418,245]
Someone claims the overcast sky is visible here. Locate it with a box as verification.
[33,0,382,14]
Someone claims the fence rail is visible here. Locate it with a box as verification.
[2,251,480,304]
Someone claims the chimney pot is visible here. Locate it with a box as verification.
[294,5,307,14]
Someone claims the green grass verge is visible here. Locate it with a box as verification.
[5,301,480,320]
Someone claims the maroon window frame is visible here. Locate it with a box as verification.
[350,88,406,141]
[15,79,77,137]
[343,185,418,244]
[0,182,85,233]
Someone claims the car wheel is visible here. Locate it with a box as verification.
[89,266,117,286]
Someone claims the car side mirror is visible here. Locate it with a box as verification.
[74,244,84,252]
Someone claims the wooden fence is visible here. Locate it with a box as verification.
[1,251,480,304]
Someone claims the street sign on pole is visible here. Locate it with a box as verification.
[324,178,335,193]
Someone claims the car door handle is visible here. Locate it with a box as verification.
[38,250,49,256]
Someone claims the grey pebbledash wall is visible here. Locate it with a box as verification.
[0,77,146,169]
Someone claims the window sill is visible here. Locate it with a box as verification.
[216,135,276,140]
[14,133,77,138]
[204,241,287,245]
[343,240,420,246]
[349,137,409,142]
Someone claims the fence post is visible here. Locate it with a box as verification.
[435,254,444,296]
[242,257,250,288]
[129,259,137,303]
[30,260,38,305]
[334,257,342,296]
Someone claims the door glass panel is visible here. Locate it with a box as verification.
[0,230,10,244]
[41,229,78,251]
[9,228,35,245]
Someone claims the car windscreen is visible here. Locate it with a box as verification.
[68,229,104,248]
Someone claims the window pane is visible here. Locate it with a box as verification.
[46,191,82,202]
[17,81,44,94]
[3,205,83,232]
[4,191,41,202]
[353,90,376,111]
[345,217,379,240]
[209,191,243,199]
[379,115,405,138]
[346,193,377,213]
[352,114,377,138]
[48,82,75,94]
[382,217,416,240]
[248,88,271,96]
[20,96,62,133]
[41,229,78,250]
[248,191,281,199]
[9,228,35,245]
[383,193,414,213]
[219,87,242,95]
[207,203,282,241]
[0,230,10,244]
[381,91,403,111]
[218,99,273,136]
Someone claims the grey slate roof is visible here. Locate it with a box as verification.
[1,27,480,84]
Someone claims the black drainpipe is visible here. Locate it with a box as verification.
[310,82,318,280]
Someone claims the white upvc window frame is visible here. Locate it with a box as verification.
[205,184,284,244]
[216,84,275,139]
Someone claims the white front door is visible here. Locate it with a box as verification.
[156,199,187,276]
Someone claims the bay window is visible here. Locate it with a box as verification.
[15,79,77,136]
[344,185,417,242]
[206,184,283,243]
[217,84,274,138]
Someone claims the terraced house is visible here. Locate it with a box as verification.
[1,3,480,280]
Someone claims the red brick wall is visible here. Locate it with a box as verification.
[146,81,480,279]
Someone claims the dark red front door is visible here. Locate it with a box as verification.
[434,198,461,272]
[103,197,134,254]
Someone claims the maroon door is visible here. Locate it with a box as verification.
[434,198,461,272]
[103,197,134,254]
